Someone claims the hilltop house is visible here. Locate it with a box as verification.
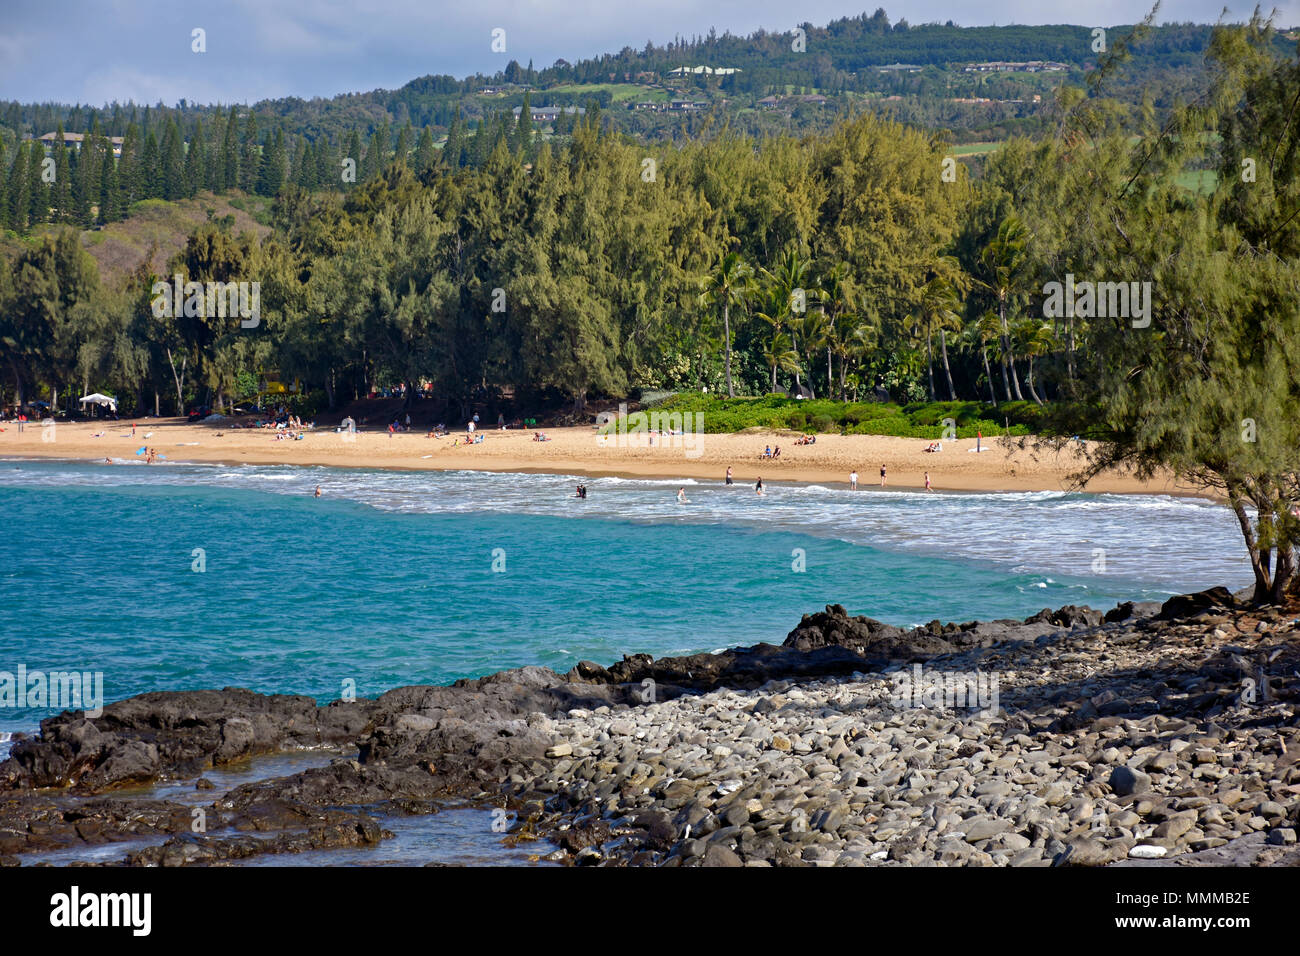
[667,66,742,76]
[35,131,124,158]
[511,105,585,123]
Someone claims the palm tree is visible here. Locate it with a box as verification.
[914,271,965,402]
[826,303,877,401]
[759,329,801,393]
[1015,318,1056,405]
[794,309,828,398]
[976,215,1032,402]
[817,263,854,399]
[962,311,1003,406]
[760,245,813,394]
[699,251,754,398]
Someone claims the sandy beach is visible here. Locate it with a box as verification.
[0,417,1199,496]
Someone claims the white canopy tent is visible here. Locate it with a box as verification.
[79,393,118,411]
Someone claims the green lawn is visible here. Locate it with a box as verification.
[949,141,1004,157]
[546,83,665,103]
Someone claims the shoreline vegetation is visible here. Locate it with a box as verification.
[0,417,1198,497]
[3,587,1297,867]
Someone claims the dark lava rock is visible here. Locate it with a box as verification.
[783,604,951,661]
[1104,601,1162,624]
[1026,605,1103,628]
[1159,587,1237,620]
[0,688,373,792]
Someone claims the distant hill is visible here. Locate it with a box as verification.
[0,192,272,290]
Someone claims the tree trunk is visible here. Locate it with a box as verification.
[723,303,734,398]
[1230,493,1274,604]
[166,349,187,416]
[940,328,956,401]
[1009,357,1024,401]
[1026,355,1044,405]
[981,346,997,405]
[826,344,833,400]
[925,331,935,402]
[1067,316,1077,386]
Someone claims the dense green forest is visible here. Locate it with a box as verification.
[2,14,1299,594]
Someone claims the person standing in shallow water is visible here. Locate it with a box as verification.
[850,470,858,490]
[880,464,887,487]
[725,466,733,485]
[755,477,764,496]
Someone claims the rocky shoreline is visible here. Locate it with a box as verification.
[3,586,1299,867]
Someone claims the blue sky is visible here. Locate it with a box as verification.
[1,0,1295,106]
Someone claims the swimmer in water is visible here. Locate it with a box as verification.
[677,487,688,503]
[313,485,322,497]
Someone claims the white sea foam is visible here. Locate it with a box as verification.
[0,459,1250,593]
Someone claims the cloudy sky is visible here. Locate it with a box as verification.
[2,0,1295,106]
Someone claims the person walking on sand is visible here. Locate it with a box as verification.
[924,472,932,492]
[131,423,136,437]
[850,470,858,490]
[880,464,887,487]
[976,429,982,453]
[725,466,733,486]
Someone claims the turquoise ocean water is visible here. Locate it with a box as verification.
[0,458,1251,737]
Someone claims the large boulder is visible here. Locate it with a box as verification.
[1158,586,1237,620]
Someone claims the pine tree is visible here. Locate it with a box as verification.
[28,138,50,228]
[0,141,7,230]
[239,111,260,192]
[415,126,435,174]
[363,129,384,181]
[291,135,309,188]
[221,105,239,190]
[258,126,285,195]
[206,113,225,189]
[98,137,120,223]
[513,93,534,156]
[8,141,31,231]
[161,119,184,200]
[139,129,160,200]
[315,136,337,190]
[184,118,205,196]
[52,125,72,223]
[395,122,412,167]
[118,123,140,206]
[343,130,362,187]
[444,109,464,169]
